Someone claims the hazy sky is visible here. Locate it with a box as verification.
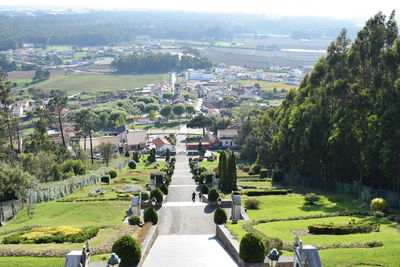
[1,0,399,20]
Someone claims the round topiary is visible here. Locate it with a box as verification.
[239,233,266,263]
[112,235,141,266]
[159,184,168,195]
[214,207,227,224]
[150,188,163,203]
[143,207,158,224]
[128,161,136,169]
[124,151,130,158]
[371,198,389,213]
[201,184,209,194]
[128,215,141,226]
[108,169,118,179]
[208,188,220,202]
[140,191,149,201]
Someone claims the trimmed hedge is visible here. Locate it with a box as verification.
[201,184,209,194]
[272,169,284,182]
[141,191,149,201]
[371,198,389,213]
[214,207,227,224]
[128,161,136,169]
[128,215,141,226]
[199,171,213,184]
[233,189,292,196]
[143,207,158,224]
[308,220,380,235]
[251,164,262,174]
[151,172,167,184]
[208,188,220,201]
[259,169,268,178]
[108,169,118,179]
[159,184,169,195]
[112,235,141,266]
[239,233,265,263]
[150,188,163,203]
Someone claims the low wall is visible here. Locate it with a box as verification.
[138,224,158,267]
[216,225,293,267]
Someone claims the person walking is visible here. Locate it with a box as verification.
[198,192,203,202]
[192,191,196,202]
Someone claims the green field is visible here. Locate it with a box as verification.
[28,73,168,94]
[237,79,298,91]
[0,257,64,267]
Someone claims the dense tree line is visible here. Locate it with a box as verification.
[112,53,212,73]
[237,12,400,191]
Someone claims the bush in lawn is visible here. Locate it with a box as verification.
[214,207,227,224]
[260,169,268,178]
[132,152,140,162]
[201,184,209,194]
[150,188,164,203]
[251,164,262,175]
[370,198,389,213]
[144,207,158,224]
[272,169,284,182]
[264,236,283,253]
[124,151,130,158]
[108,169,118,179]
[128,161,136,169]
[159,183,169,195]
[128,215,141,226]
[239,233,266,263]
[244,198,260,209]
[304,193,319,205]
[112,235,141,266]
[141,191,149,201]
[242,166,250,172]
[208,188,220,202]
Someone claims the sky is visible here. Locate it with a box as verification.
[0,0,399,20]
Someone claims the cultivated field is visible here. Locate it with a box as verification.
[237,79,298,91]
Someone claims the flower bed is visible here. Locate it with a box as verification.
[2,226,99,244]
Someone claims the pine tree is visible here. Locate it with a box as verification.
[165,148,170,162]
[218,151,226,191]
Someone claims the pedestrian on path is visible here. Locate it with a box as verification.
[192,191,196,202]
[198,192,203,202]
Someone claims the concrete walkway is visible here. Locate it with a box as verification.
[143,154,237,267]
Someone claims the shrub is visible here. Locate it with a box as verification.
[170,157,176,163]
[128,215,141,226]
[242,166,250,172]
[143,207,158,224]
[260,169,268,178]
[2,233,23,244]
[251,164,262,174]
[245,198,260,209]
[62,160,87,175]
[208,188,220,201]
[238,164,244,170]
[101,175,110,184]
[201,184,209,194]
[304,193,319,205]
[214,207,227,224]
[141,191,149,201]
[128,161,136,169]
[308,220,380,235]
[207,156,214,162]
[112,235,141,266]
[272,169,284,182]
[239,233,266,263]
[124,151,130,157]
[233,189,292,196]
[248,170,255,175]
[150,172,166,184]
[264,236,283,253]
[199,171,213,184]
[159,184,169,195]
[370,198,388,213]
[150,188,163,203]
[108,169,118,179]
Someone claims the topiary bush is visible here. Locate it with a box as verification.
[239,233,266,263]
[214,207,227,224]
[108,169,118,179]
[143,207,158,224]
[199,171,213,184]
[259,169,268,178]
[124,151,130,158]
[128,161,136,169]
[159,184,169,195]
[304,193,319,205]
[370,198,389,213]
[244,198,260,209]
[242,166,250,172]
[201,184,209,194]
[150,172,167,184]
[128,215,141,226]
[251,164,262,175]
[150,188,164,203]
[208,188,220,202]
[264,236,283,253]
[141,191,149,201]
[272,169,284,182]
[112,235,141,266]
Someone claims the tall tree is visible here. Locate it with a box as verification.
[98,143,115,166]
[0,78,15,151]
[187,115,213,136]
[47,97,68,147]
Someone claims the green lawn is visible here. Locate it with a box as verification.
[28,73,168,94]
[133,120,188,131]
[237,80,298,91]
[0,257,64,267]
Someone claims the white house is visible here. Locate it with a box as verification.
[119,130,147,151]
[217,128,238,148]
[152,137,172,152]
[185,69,213,81]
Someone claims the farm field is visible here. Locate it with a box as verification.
[21,73,168,95]
[237,79,298,91]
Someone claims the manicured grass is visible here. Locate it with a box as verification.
[237,181,272,188]
[0,257,64,267]
[28,73,168,94]
[237,79,298,91]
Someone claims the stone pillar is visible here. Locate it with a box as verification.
[231,194,242,220]
[130,195,141,216]
[293,236,322,267]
